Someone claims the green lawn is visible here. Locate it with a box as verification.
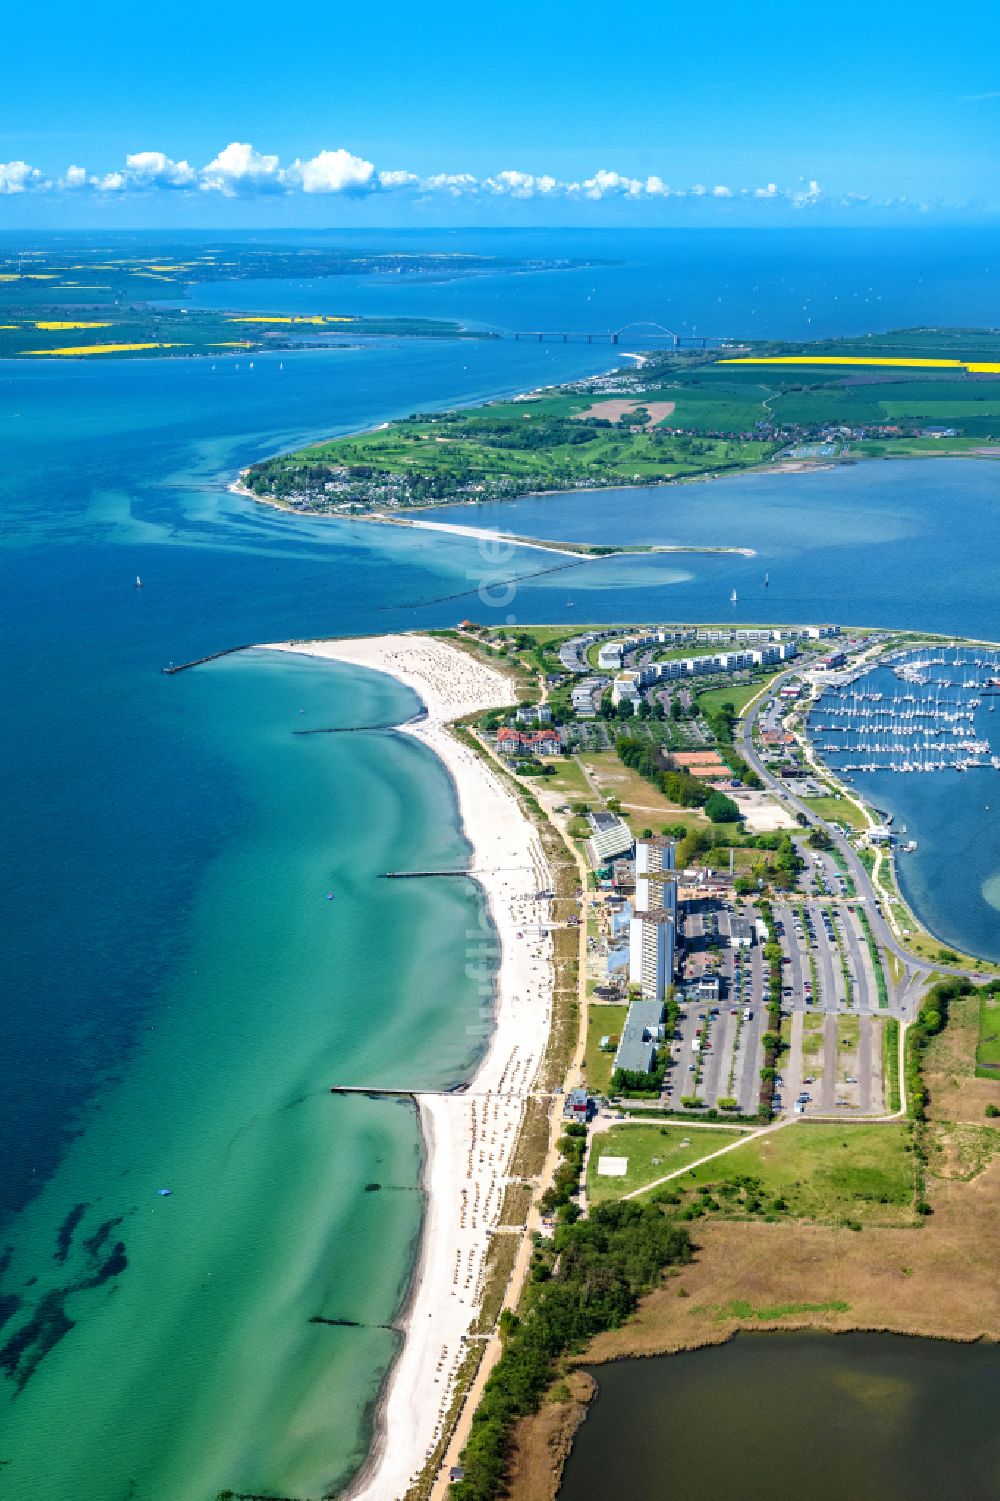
[976,990,1000,1077]
[584,1004,629,1094]
[803,795,867,832]
[696,678,777,718]
[666,1122,915,1223]
[587,1123,745,1203]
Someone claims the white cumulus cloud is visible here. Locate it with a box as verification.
[379,169,420,189]
[483,170,558,197]
[420,172,479,195]
[0,147,848,212]
[289,148,375,194]
[0,160,47,193]
[199,142,284,195]
[125,151,197,189]
[571,170,644,200]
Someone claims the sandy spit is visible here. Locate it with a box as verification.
[259,634,555,1500]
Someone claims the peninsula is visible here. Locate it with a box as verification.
[242,327,1000,513]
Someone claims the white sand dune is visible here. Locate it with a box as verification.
[260,634,554,1500]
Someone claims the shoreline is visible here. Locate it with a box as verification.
[228,479,756,559]
[260,634,556,1501]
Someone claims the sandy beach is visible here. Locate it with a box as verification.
[260,634,555,1500]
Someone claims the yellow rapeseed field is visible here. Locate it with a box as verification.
[719,355,1000,374]
[34,320,113,331]
[24,343,184,356]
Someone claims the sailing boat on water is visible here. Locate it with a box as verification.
[135,576,143,589]
[730,588,738,604]
[764,571,769,587]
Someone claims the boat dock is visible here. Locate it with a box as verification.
[809,647,1000,774]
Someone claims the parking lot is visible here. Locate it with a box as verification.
[668,900,767,1115]
[773,899,887,1115]
[660,890,891,1119]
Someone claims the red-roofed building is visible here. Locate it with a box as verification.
[496,728,561,758]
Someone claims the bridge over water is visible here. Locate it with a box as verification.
[508,321,726,349]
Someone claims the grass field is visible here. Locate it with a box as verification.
[837,1016,861,1051]
[584,1004,629,1094]
[577,752,705,828]
[976,989,1000,1076]
[918,991,1000,1123]
[587,1123,745,1203]
[696,679,774,718]
[665,1122,916,1224]
[537,757,592,802]
[802,794,867,831]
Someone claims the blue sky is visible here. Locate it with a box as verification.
[2,0,999,226]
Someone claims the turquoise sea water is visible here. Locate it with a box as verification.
[3,230,1000,1498]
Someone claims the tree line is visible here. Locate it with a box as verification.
[449,1203,692,1499]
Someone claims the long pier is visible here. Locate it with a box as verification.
[381,867,472,879]
[293,711,427,736]
[329,1085,465,1099]
[161,645,252,675]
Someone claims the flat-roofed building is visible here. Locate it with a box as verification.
[730,916,754,949]
[571,676,605,717]
[586,811,634,865]
[613,999,665,1075]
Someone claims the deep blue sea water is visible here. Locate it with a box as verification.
[2,229,1000,1499]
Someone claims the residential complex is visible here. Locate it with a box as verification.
[612,641,799,706]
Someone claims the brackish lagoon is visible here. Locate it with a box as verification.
[561,1334,1000,1501]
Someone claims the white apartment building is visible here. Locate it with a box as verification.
[629,909,676,1001]
[611,641,799,705]
[634,837,677,913]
